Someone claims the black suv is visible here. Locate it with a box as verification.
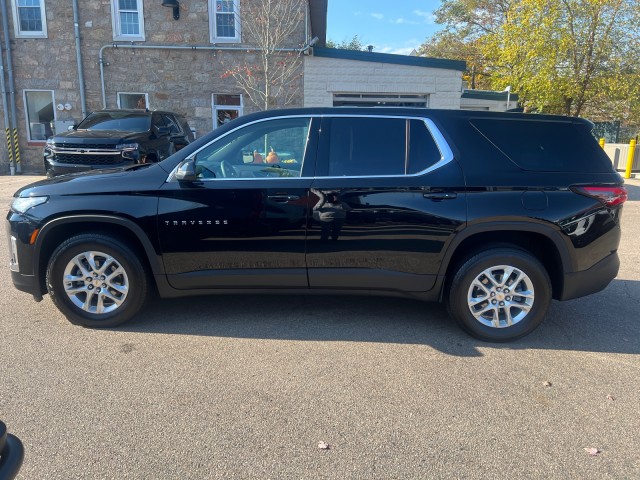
[43,109,194,177]
[8,108,626,341]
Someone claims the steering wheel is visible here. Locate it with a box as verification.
[220,160,239,178]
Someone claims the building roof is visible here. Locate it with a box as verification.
[309,0,328,47]
[462,89,520,101]
[312,47,467,71]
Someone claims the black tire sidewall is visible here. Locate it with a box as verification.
[46,235,147,328]
[448,249,551,342]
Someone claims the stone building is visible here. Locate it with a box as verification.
[0,0,327,173]
[0,0,471,174]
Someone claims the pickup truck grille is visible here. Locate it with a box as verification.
[53,143,112,149]
[51,152,125,165]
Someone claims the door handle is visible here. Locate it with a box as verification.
[268,194,300,203]
[423,192,457,200]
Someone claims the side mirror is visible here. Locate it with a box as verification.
[175,159,197,182]
[67,125,77,131]
[156,126,171,137]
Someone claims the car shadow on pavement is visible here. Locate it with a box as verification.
[115,278,640,357]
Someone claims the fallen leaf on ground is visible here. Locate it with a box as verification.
[584,447,600,456]
[606,394,615,401]
[543,381,552,387]
[318,441,330,450]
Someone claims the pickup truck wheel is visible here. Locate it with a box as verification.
[46,234,148,328]
[447,248,551,342]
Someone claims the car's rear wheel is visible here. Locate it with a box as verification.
[447,248,551,342]
[46,234,149,327]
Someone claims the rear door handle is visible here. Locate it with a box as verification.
[268,195,300,203]
[423,192,457,200]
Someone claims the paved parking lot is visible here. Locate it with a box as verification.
[2,175,639,479]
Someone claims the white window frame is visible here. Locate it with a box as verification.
[212,94,243,128]
[111,0,145,42]
[11,0,48,38]
[23,89,55,142]
[117,92,150,109]
[332,93,430,108]
[209,0,241,43]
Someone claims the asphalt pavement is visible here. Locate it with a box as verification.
[1,175,639,479]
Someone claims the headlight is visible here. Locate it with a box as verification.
[11,196,48,214]
[46,138,55,146]
[116,143,139,151]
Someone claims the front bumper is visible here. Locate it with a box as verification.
[560,251,620,300]
[44,145,139,177]
[7,214,43,298]
[44,158,136,177]
[10,270,41,299]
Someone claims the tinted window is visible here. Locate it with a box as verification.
[328,118,405,176]
[326,118,442,177]
[77,112,150,132]
[471,119,613,172]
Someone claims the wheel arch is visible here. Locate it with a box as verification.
[34,215,163,295]
[440,222,572,301]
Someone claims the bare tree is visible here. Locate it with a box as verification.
[221,0,306,111]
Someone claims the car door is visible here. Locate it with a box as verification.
[158,115,319,290]
[148,113,171,160]
[306,115,466,293]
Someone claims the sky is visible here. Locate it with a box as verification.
[326,0,445,55]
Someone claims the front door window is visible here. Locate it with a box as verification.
[194,117,311,179]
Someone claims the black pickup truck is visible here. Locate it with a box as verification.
[43,109,194,177]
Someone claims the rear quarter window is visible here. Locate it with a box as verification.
[470,119,615,173]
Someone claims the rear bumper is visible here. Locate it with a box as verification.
[560,252,620,301]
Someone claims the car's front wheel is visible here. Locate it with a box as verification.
[46,234,149,327]
[447,248,551,342]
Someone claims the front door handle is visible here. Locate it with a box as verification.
[423,192,457,200]
[268,194,300,203]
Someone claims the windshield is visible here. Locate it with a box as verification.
[77,112,150,132]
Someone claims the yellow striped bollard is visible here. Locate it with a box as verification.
[12,128,20,168]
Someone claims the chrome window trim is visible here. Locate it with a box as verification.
[167,114,454,182]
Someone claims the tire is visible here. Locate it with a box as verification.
[446,248,551,342]
[46,234,149,328]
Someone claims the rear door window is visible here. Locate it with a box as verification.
[321,117,442,177]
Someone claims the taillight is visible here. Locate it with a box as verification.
[572,185,628,207]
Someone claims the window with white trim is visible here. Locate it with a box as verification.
[209,0,240,43]
[111,0,145,41]
[212,94,243,128]
[11,0,47,38]
[118,92,149,109]
[333,93,430,108]
[23,90,55,141]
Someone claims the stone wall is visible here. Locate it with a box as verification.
[0,0,307,174]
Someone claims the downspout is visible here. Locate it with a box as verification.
[72,0,87,118]
[0,33,15,175]
[0,0,20,173]
[99,43,313,109]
